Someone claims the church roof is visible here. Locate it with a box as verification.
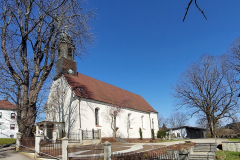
[64,73,157,113]
[0,100,17,110]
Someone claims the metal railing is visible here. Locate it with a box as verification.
[112,150,179,160]
[20,136,35,151]
[66,132,81,141]
[82,129,100,140]
[39,139,62,159]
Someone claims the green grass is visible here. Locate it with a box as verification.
[216,151,240,160]
[228,138,240,141]
[0,138,16,145]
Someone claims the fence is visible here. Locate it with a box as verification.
[39,139,62,159]
[111,147,179,160]
[16,132,182,160]
[68,144,104,160]
[66,132,81,141]
[82,129,100,139]
[112,151,178,160]
[19,136,35,152]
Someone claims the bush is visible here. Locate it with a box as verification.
[157,129,166,138]
[151,129,155,140]
[139,128,143,140]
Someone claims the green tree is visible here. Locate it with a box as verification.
[162,123,167,131]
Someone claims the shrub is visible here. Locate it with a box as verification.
[139,128,143,140]
[143,154,147,158]
[157,129,166,138]
[162,123,167,131]
[151,129,155,140]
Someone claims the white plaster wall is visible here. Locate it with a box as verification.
[80,98,158,138]
[46,76,80,134]
[0,109,18,138]
[46,76,159,139]
[167,128,187,138]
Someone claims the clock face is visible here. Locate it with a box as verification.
[68,69,74,74]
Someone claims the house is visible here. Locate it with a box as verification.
[167,126,206,139]
[0,99,18,138]
[45,31,159,139]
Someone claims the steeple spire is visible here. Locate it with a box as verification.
[54,29,77,79]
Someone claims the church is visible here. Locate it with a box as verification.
[45,31,159,139]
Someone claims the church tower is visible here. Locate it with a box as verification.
[55,29,77,79]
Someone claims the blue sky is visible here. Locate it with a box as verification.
[74,0,240,126]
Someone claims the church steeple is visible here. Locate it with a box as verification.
[55,28,77,79]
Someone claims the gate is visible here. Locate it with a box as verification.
[39,139,62,159]
[19,136,35,151]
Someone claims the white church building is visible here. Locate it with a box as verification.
[45,32,158,139]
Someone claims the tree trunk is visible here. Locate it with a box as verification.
[18,87,37,137]
[207,115,216,138]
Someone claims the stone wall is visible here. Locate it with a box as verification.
[222,141,240,152]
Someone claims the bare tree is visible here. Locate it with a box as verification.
[173,55,239,138]
[196,113,208,129]
[103,97,131,138]
[183,0,207,22]
[0,0,94,137]
[228,38,240,76]
[158,114,169,129]
[168,112,188,128]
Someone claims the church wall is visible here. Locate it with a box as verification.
[45,76,80,135]
[80,98,158,139]
[46,76,159,139]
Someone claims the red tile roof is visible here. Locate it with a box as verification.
[64,73,157,113]
[0,100,17,110]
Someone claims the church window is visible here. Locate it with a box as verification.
[152,118,154,129]
[128,113,131,128]
[95,108,99,125]
[141,116,144,129]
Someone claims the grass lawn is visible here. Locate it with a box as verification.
[0,138,16,145]
[216,151,240,160]
[228,138,240,141]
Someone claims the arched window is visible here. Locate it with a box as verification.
[141,116,145,129]
[128,113,131,128]
[152,118,154,129]
[95,108,99,125]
